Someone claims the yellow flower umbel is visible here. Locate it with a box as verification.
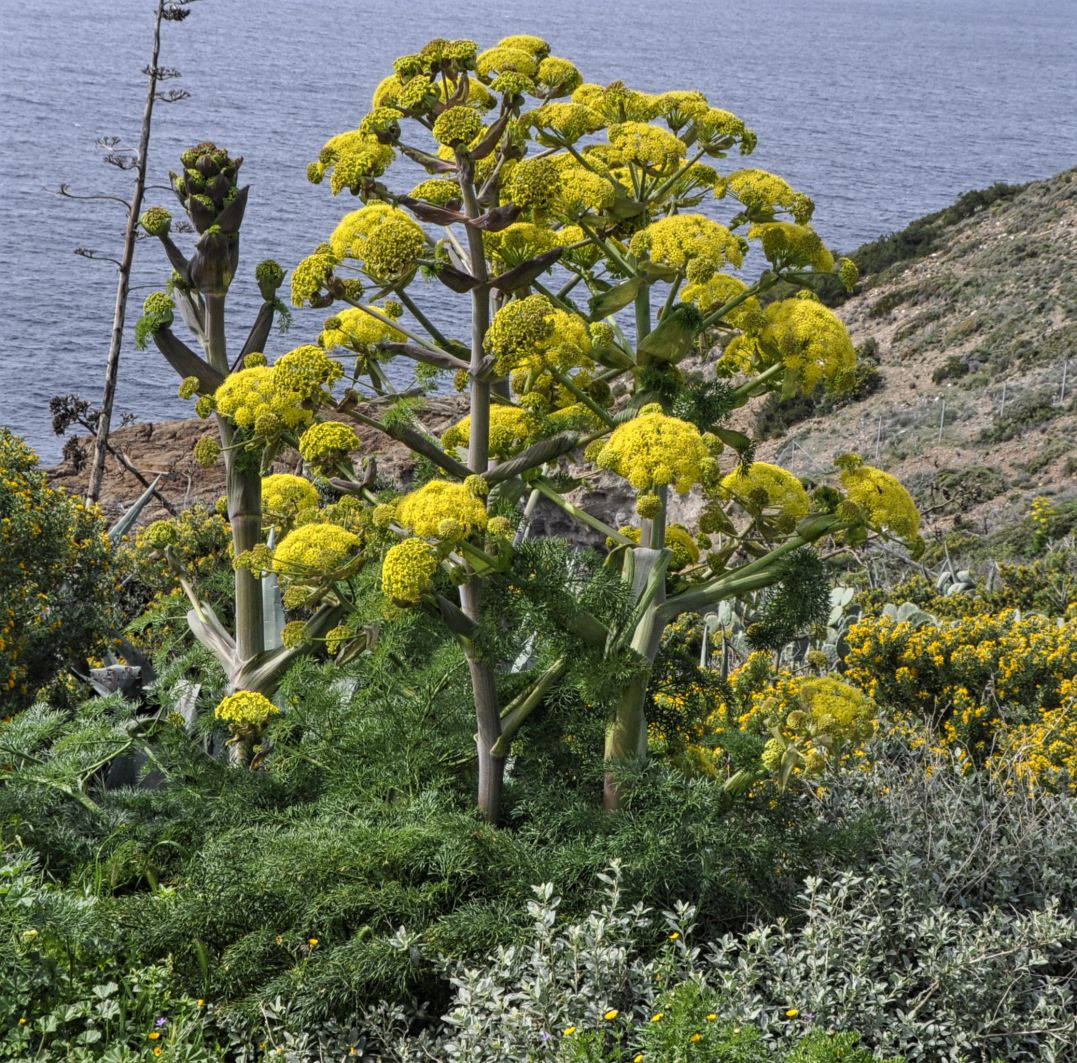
[274,344,345,402]
[837,454,920,542]
[680,273,765,332]
[214,691,280,735]
[261,473,319,531]
[442,405,541,460]
[319,304,405,366]
[382,538,439,604]
[273,523,361,580]
[714,666,876,783]
[719,462,810,530]
[596,405,713,515]
[290,250,337,308]
[716,169,814,224]
[629,214,744,282]
[607,120,685,172]
[298,421,360,473]
[724,298,856,394]
[748,221,833,272]
[310,129,396,195]
[396,480,488,543]
[527,102,604,147]
[432,105,485,147]
[329,204,427,283]
[484,293,593,386]
[213,366,309,438]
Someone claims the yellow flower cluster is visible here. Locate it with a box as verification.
[442,405,541,460]
[484,223,560,273]
[596,405,714,512]
[574,82,658,123]
[432,105,485,147]
[298,421,360,468]
[607,121,685,171]
[476,45,540,80]
[213,346,343,440]
[329,204,426,282]
[724,298,856,394]
[395,479,488,543]
[273,523,361,579]
[838,455,920,541]
[535,55,582,97]
[526,102,604,146]
[309,129,396,196]
[748,222,834,272]
[716,169,814,224]
[503,157,561,213]
[690,107,756,154]
[630,214,744,282]
[261,474,319,530]
[680,274,765,332]
[408,179,460,206]
[275,344,344,399]
[319,305,404,361]
[290,251,337,308]
[381,538,439,604]
[845,609,1077,782]
[484,293,592,382]
[0,431,118,707]
[719,462,810,527]
[214,366,312,437]
[654,90,710,129]
[991,680,1077,792]
[214,691,279,732]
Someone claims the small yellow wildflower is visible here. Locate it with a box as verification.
[308,937,319,947]
[690,1032,703,1042]
[603,1008,619,1020]
[148,1031,161,1040]
[668,931,680,940]
[563,1025,576,1036]
[651,1012,664,1023]
[786,1008,799,1018]
[706,1013,718,1021]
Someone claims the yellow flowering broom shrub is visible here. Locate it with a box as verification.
[0,430,120,710]
[845,609,1077,784]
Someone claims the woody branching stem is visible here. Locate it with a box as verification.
[87,0,176,503]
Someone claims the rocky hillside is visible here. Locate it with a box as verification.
[52,168,1077,556]
[754,167,1077,557]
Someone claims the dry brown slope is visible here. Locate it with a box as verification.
[755,167,1077,545]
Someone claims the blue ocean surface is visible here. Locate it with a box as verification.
[2,0,1075,462]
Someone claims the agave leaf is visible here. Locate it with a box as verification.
[109,476,162,543]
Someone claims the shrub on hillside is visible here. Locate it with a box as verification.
[0,430,119,710]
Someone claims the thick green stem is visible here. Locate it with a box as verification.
[604,546,668,811]
[458,163,504,823]
[205,293,264,687]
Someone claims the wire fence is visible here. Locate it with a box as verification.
[771,357,1074,478]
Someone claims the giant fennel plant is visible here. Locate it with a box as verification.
[140,35,921,817]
